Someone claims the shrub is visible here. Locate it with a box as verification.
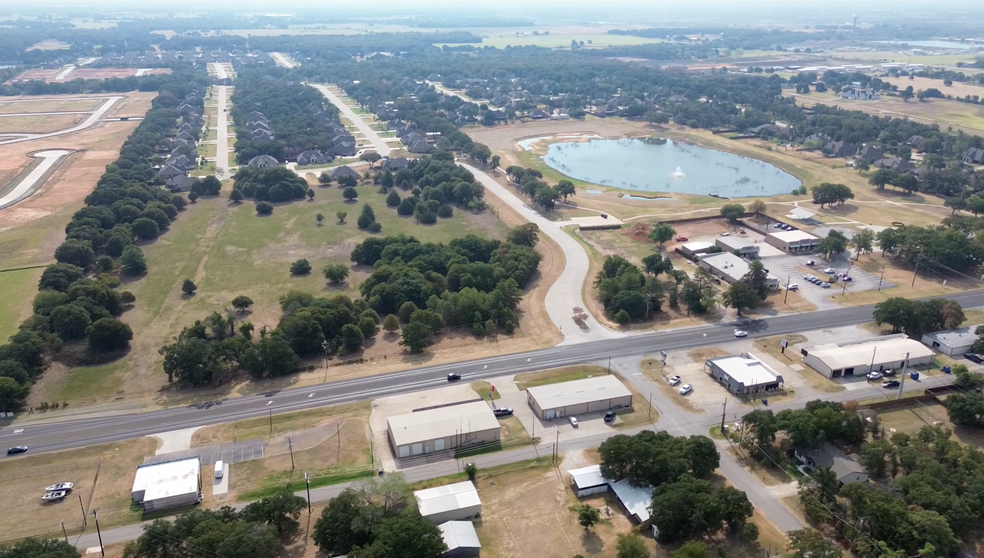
[86,318,133,351]
[256,201,274,215]
[386,190,401,207]
[182,278,197,295]
[290,259,312,275]
[119,245,147,275]
[343,187,358,201]
[437,204,453,218]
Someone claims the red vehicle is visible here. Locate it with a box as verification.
[676,236,689,241]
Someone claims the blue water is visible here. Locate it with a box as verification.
[875,40,982,50]
[585,189,603,194]
[542,138,801,198]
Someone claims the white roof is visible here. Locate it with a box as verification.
[527,375,631,409]
[681,241,714,252]
[388,401,500,447]
[438,521,481,551]
[415,481,482,518]
[807,336,935,370]
[708,352,783,387]
[923,326,980,348]
[699,252,777,284]
[787,207,816,220]
[768,230,819,243]
[609,479,653,522]
[132,458,200,501]
[716,236,756,251]
[569,464,607,489]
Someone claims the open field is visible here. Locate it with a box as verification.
[0,267,43,341]
[0,98,101,114]
[0,437,157,542]
[0,114,85,134]
[9,68,172,84]
[438,32,659,49]
[830,50,979,66]
[880,75,984,100]
[876,401,984,447]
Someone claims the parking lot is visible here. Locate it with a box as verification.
[761,252,894,310]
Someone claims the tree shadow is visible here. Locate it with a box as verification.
[580,530,604,554]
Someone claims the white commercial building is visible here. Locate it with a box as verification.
[526,375,632,420]
[766,230,819,253]
[705,352,784,395]
[131,457,201,511]
[715,236,760,258]
[679,241,715,257]
[388,401,501,459]
[697,252,779,289]
[802,334,936,378]
[922,326,980,356]
[438,521,482,558]
[415,481,482,524]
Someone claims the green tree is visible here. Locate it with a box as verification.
[241,488,307,539]
[256,201,274,215]
[354,508,446,558]
[680,268,716,315]
[358,204,378,230]
[313,489,373,555]
[251,335,299,378]
[850,228,875,259]
[815,230,848,259]
[230,189,244,203]
[507,223,540,247]
[673,542,711,558]
[944,392,984,427]
[786,529,842,558]
[182,278,197,295]
[55,239,95,269]
[319,172,332,185]
[316,212,325,226]
[386,190,401,207]
[50,304,92,340]
[343,187,358,201]
[120,291,136,306]
[649,223,675,248]
[290,259,312,275]
[400,321,434,353]
[307,189,315,201]
[490,154,500,170]
[615,533,649,558]
[742,259,771,299]
[555,180,576,201]
[719,203,745,223]
[686,435,721,478]
[360,152,382,168]
[575,504,601,530]
[0,538,81,558]
[742,409,779,449]
[0,377,30,412]
[748,199,767,216]
[232,295,254,313]
[336,211,347,224]
[119,245,147,275]
[812,183,854,208]
[614,309,631,325]
[188,191,199,203]
[86,318,133,351]
[869,169,895,190]
[859,439,895,479]
[340,323,365,353]
[382,314,400,333]
[323,264,350,285]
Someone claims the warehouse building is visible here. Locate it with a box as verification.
[388,401,500,459]
[415,481,482,524]
[131,457,201,511]
[569,464,609,497]
[697,252,779,289]
[715,236,760,258]
[765,230,819,253]
[526,375,632,420]
[921,326,981,356]
[802,335,936,378]
[438,521,482,558]
[566,465,653,526]
[705,353,784,395]
[679,241,715,257]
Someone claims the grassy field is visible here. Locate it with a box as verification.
[0,99,100,114]
[27,177,507,409]
[831,50,979,66]
[514,365,609,391]
[0,114,84,133]
[437,33,659,49]
[0,267,43,341]
[876,401,984,447]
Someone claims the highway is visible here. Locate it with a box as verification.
[6,288,984,458]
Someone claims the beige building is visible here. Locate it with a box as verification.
[387,401,500,459]
[802,335,935,378]
[765,230,819,253]
[526,375,632,420]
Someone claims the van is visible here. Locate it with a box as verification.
[214,460,224,479]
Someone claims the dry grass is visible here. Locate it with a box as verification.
[0,98,101,114]
[689,348,730,362]
[0,114,85,133]
[0,437,157,542]
[832,254,969,306]
[876,401,984,447]
[752,335,844,394]
[191,401,370,446]
[514,365,609,391]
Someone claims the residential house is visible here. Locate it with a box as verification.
[874,157,916,172]
[296,150,330,166]
[906,135,928,150]
[840,86,879,100]
[963,147,984,166]
[158,164,186,179]
[247,154,280,168]
[251,129,275,142]
[165,175,196,193]
[856,145,884,163]
[530,109,549,120]
[381,157,410,172]
[794,444,869,485]
[407,139,434,154]
[330,165,361,180]
[822,140,859,158]
[328,141,356,157]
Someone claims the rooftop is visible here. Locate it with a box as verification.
[438,521,482,551]
[787,207,816,221]
[768,229,819,243]
[569,464,607,489]
[527,375,631,409]
[131,457,200,500]
[388,401,500,448]
[923,326,980,347]
[609,478,653,523]
[681,241,714,252]
[699,252,777,284]
[708,352,783,387]
[806,335,936,370]
[415,481,482,518]
[715,236,757,251]
[802,444,866,480]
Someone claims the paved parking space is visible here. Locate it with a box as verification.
[761,252,895,309]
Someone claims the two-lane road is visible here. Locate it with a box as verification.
[6,289,984,458]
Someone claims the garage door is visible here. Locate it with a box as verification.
[412,443,423,455]
[435,439,445,451]
[399,446,409,458]
[545,409,555,419]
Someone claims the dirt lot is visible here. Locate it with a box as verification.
[0,437,157,542]
[0,113,85,133]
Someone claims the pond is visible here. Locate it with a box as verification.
[541,138,801,198]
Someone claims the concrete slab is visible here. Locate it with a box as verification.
[146,438,265,465]
[213,462,230,496]
[152,426,201,454]
[569,215,624,230]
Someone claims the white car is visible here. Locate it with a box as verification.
[568,416,579,428]
[720,232,731,236]
[823,268,836,274]
[787,284,799,291]
[734,329,748,338]
[820,282,831,288]
[41,491,67,502]
[678,384,693,395]
[668,375,682,386]
[866,371,883,381]
[45,482,74,493]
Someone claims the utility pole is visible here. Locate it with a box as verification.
[337,422,341,459]
[648,392,653,421]
[911,259,919,287]
[304,473,312,513]
[721,398,728,431]
[93,510,105,557]
[554,427,560,464]
[607,356,611,374]
[78,492,87,527]
[268,409,273,438]
[288,437,295,471]
[61,521,68,543]
[878,265,886,292]
[783,276,790,304]
[322,340,329,382]
[897,353,910,400]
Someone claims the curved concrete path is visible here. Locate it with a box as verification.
[0,149,74,210]
[0,96,122,146]
[462,163,620,344]
[310,84,391,156]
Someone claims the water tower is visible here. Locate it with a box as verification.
[852,14,859,30]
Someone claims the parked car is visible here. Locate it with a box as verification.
[447,373,461,382]
[820,282,831,288]
[720,232,731,236]
[823,268,836,274]
[738,228,746,234]
[841,275,853,282]
[45,482,74,493]
[604,411,617,423]
[679,384,693,395]
[965,353,983,363]
[773,223,784,228]
[600,214,608,219]
[41,491,67,502]
[676,236,689,242]
[805,260,815,266]
[493,407,514,418]
[783,225,795,231]
[787,284,799,291]
[866,371,883,381]
[568,416,579,428]
[882,369,897,377]
[6,446,27,455]
[668,375,682,386]
[882,380,901,388]
[734,329,748,338]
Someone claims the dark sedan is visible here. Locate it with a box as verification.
[6,446,28,455]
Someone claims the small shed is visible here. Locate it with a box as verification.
[438,521,481,558]
[786,207,817,222]
[415,481,482,524]
[922,326,980,356]
[131,457,201,511]
[679,241,714,257]
[569,465,608,497]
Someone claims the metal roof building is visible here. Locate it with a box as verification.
[802,334,935,378]
[565,465,653,525]
[679,241,715,257]
[438,521,482,558]
[526,375,632,420]
[388,401,500,459]
[714,236,760,258]
[415,481,482,524]
[922,326,980,356]
[697,252,779,289]
[568,464,608,497]
[131,457,201,511]
[765,230,819,253]
[705,353,784,395]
